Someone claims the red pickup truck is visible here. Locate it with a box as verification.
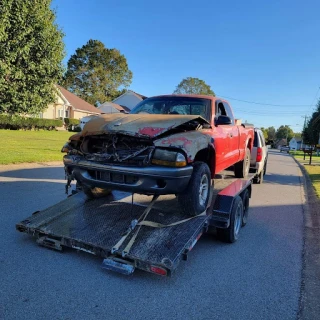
[62,95,254,216]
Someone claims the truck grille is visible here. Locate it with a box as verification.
[88,170,139,185]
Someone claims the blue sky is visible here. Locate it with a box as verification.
[52,0,320,132]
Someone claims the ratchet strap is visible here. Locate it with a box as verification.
[112,195,209,257]
[138,211,207,228]
[111,194,159,255]
[122,209,208,257]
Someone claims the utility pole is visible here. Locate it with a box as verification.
[301,115,308,148]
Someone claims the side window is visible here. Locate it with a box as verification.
[223,102,235,125]
[259,132,266,147]
[216,102,227,117]
[254,131,258,147]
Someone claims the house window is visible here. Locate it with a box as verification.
[58,109,69,118]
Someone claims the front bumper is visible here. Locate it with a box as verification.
[64,156,193,194]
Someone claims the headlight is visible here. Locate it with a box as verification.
[151,149,187,167]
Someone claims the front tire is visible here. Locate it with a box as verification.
[234,148,250,178]
[178,162,211,216]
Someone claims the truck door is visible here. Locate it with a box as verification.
[213,101,232,172]
[223,101,241,163]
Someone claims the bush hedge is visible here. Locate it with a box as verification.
[64,118,80,131]
[0,115,63,130]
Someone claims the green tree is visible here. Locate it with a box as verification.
[174,77,215,95]
[276,125,294,141]
[303,100,320,145]
[260,127,268,139]
[266,126,276,141]
[63,39,132,106]
[0,0,65,115]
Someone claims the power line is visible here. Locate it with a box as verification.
[234,110,306,115]
[308,87,320,112]
[217,94,316,107]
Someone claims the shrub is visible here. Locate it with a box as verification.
[0,115,63,130]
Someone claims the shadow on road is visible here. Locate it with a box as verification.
[263,172,301,186]
[0,166,64,180]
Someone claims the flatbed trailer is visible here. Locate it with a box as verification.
[16,172,253,277]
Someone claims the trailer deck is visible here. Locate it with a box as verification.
[16,171,253,276]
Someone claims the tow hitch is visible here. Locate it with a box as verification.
[102,257,135,275]
[37,237,63,251]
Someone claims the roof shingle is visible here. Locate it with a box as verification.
[57,85,101,114]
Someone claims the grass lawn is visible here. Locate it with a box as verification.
[291,151,320,197]
[0,129,72,165]
[303,165,320,198]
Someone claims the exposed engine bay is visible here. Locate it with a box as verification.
[80,134,155,166]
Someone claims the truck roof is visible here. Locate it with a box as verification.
[146,94,228,103]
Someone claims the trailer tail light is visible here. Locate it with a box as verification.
[256,147,262,162]
[150,266,167,276]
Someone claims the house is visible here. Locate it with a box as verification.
[276,138,288,149]
[112,90,147,111]
[289,137,302,150]
[41,85,101,120]
[98,101,130,114]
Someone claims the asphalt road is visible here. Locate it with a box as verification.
[0,150,305,320]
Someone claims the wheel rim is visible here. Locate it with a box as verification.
[199,174,209,207]
[234,202,242,237]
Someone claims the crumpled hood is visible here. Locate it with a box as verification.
[82,113,210,138]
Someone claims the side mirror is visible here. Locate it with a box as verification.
[215,115,232,126]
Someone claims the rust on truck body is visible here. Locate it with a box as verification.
[155,131,212,163]
[81,113,210,139]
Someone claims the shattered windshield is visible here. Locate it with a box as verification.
[130,97,211,121]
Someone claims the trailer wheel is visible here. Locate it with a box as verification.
[234,148,250,178]
[216,196,243,243]
[178,162,211,216]
[241,189,250,227]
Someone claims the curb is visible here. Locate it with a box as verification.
[293,157,320,320]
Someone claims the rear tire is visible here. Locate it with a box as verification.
[253,170,264,184]
[216,196,243,243]
[234,148,250,178]
[263,159,267,176]
[178,162,211,216]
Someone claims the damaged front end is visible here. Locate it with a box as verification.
[62,114,211,195]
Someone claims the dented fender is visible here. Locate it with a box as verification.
[154,131,212,162]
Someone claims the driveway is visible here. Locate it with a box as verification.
[0,151,305,320]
